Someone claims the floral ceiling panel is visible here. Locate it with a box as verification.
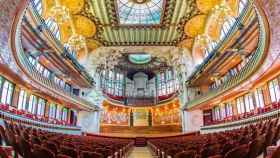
[116,0,164,25]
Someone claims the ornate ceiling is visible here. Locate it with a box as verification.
[42,0,198,47]
[41,0,242,64]
[88,0,199,46]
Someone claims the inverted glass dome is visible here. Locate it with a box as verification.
[117,0,164,25]
[128,54,152,64]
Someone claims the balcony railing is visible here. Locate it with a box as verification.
[201,102,280,134]
[186,7,267,109]
[14,18,98,111]
[28,1,94,85]
[0,107,81,135]
[187,0,253,82]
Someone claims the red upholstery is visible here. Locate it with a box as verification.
[0,121,133,158]
[148,118,280,158]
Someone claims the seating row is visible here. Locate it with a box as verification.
[148,117,280,158]
[0,121,134,158]
[209,101,280,125]
[0,103,71,126]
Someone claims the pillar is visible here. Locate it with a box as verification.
[262,84,271,106]
[182,109,203,133]
[44,101,50,118]
[232,100,238,115]
[77,110,101,133]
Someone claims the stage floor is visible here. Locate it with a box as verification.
[99,125,182,137]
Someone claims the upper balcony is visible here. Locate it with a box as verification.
[184,3,269,109]
[9,1,99,111]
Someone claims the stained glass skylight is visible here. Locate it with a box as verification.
[116,0,164,25]
[129,54,152,64]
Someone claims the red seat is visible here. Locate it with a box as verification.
[224,144,249,158]
[32,145,55,158]
[81,151,104,158]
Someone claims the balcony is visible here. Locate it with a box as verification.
[0,103,81,135]
[13,19,98,111]
[201,101,280,134]
[186,6,268,109]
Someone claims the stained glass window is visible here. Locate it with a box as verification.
[18,89,28,110]
[1,80,14,105]
[28,95,38,114]
[269,79,280,103]
[255,88,264,108]
[117,0,164,25]
[37,98,46,116]
[49,103,57,118]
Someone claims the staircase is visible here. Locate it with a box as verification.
[135,137,147,147]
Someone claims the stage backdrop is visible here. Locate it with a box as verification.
[133,108,149,126]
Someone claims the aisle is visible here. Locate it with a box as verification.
[128,147,154,158]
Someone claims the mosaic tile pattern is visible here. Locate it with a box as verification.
[0,0,21,73]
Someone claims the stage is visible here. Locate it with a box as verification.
[100,124,182,137]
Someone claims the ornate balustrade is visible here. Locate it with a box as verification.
[28,1,94,85]
[13,12,98,111]
[187,0,253,82]
[0,107,81,135]
[186,6,268,109]
[200,102,280,134]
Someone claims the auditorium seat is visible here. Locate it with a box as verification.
[56,154,72,158]
[224,144,249,158]
[33,144,55,158]
[174,150,196,158]
[80,151,104,158]
[147,117,280,158]
[18,136,33,158]
[0,147,10,158]
[247,137,265,158]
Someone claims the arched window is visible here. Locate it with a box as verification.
[28,95,38,114]
[255,88,264,108]
[18,89,28,110]
[56,105,62,120]
[212,106,221,120]
[49,103,57,118]
[237,96,245,114]
[62,108,68,121]
[37,98,46,116]
[225,103,233,117]
[1,80,14,105]
[244,93,254,112]
[45,18,61,40]
[268,79,280,103]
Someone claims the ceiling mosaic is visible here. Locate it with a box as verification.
[41,0,244,64]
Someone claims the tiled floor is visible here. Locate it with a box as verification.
[128,147,154,158]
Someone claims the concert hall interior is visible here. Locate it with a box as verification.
[0,0,280,157]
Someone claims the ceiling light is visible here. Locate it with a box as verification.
[49,2,70,24]
[67,34,86,51]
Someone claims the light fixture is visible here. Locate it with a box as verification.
[67,34,86,51]
[49,0,70,24]
[196,34,211,47]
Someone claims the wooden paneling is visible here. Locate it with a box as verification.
[100,125,182,136]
